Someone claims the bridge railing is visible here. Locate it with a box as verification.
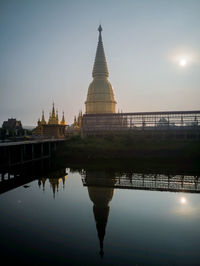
[82,110,200,136]
[0,139,65,168]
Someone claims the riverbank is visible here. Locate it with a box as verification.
[55,135,200,171]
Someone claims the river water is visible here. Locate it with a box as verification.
[0,162,200,265]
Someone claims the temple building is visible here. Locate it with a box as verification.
[85,25,117,114]
[2,118,23,136]
[33,103,66,138]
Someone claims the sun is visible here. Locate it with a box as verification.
[180,197,186,204]
[179,58,187,67]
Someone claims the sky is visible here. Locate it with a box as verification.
[0,0,200,126]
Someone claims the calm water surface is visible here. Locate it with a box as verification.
[0,166,200,265]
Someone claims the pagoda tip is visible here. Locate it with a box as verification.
[98,24,102,32]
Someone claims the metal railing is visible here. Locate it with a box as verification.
[82,110,200,133]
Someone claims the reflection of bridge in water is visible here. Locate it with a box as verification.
[0,161,67,195]
[82,173,200,194]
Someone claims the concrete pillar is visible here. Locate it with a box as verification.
[21,145,24,163]
[8,149,11,166]
[48,142,51,156]
[41,143,44,157]
[32,144,34,160]
[53,142,56,151]
[23,144,26,160]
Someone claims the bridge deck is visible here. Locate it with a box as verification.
[0,138,65,147]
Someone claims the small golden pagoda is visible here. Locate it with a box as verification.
[73,111,82,129]
[33,103,67,138]
[70,111,83,135]
[73,116,79,129]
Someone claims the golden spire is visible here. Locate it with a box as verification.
[37,118,41,126]
[48,111,51,124]
[60,111,66,125]
[48,103,58,124]
[77,110,82,128]
[92,25,109,78]
[73,116,79,129]
[56,109,59,124]
[41,110,46,125]
[52,102,56,118]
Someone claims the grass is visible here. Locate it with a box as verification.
[55,134,200,164]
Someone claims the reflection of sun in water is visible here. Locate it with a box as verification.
[180,197,186,204]
[179,58,187,67]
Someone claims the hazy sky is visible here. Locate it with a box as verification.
[0,0,200,126]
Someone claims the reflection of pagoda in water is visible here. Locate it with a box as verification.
[38,169,68,198]
[85,170,116,257]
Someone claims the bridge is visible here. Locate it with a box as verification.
[82,110,200,139]
[0,139,65,168]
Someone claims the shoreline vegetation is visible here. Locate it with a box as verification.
[55,135,200,173]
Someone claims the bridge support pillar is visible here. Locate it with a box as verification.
[41,143,44,158]
[20,145,24,164]
[48,142,51,156]
[53,142,56,152]
[8,149,11,167]
[31,144,34,160]
[23,145,26,160]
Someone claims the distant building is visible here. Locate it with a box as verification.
[33,103,66,139]
[2,118,23,136]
